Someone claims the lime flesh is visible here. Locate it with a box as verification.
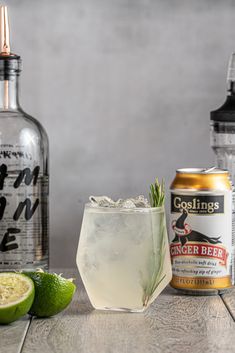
[25,271,76,318]
[0,273,35,324]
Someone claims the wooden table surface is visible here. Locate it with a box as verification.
[1,268,235,353]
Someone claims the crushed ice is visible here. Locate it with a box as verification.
[89,195,150,208]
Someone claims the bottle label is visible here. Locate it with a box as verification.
[0,145,48,269]
[169,191,232,290]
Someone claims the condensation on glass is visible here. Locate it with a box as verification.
[77,204,172,312]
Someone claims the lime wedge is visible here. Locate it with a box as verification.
[25,270,76,318]
[0,272,35,324]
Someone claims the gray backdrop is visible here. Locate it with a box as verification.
[5,0,235,267]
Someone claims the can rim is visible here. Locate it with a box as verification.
[176,167,229,175]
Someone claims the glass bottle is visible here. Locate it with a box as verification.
[0,7,49,271]
[210,53,235,285]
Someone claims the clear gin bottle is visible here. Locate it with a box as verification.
[0,8,49,271]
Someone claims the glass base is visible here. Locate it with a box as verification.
[93,306,146,313]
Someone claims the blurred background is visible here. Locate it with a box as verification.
[5,0,235,267]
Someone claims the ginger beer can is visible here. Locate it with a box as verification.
[169,167,234,295]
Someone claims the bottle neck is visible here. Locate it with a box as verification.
[0,75,20,110]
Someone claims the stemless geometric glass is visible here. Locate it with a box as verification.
[77,204,172,312]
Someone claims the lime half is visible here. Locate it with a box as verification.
[25,271,76,318]
[0,272,35,324]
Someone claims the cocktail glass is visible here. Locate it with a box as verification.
[77,204,172,312]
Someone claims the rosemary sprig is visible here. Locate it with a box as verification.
[140,177,166,307]
[149,178,165,207]
[141,194,167,307]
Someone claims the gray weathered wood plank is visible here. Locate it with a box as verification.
[21,269,235,353]
[0,317,30,353]
[221,286,235,321]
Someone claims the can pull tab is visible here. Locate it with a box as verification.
[203,167,218,174]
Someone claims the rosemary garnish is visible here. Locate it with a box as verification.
[149,178,165,207]
[140,178,166,307]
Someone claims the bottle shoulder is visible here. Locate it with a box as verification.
[211,96,235,122]
[19,109,49,143]
[0,110,49,159]
[0,109,49,143]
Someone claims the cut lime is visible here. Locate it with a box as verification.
[0,272,35,324]
[25,270,76,318]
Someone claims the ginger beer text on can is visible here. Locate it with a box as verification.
[169,167,234,295]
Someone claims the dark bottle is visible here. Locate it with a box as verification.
[211,53,235,184]
[0,6,49,271]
